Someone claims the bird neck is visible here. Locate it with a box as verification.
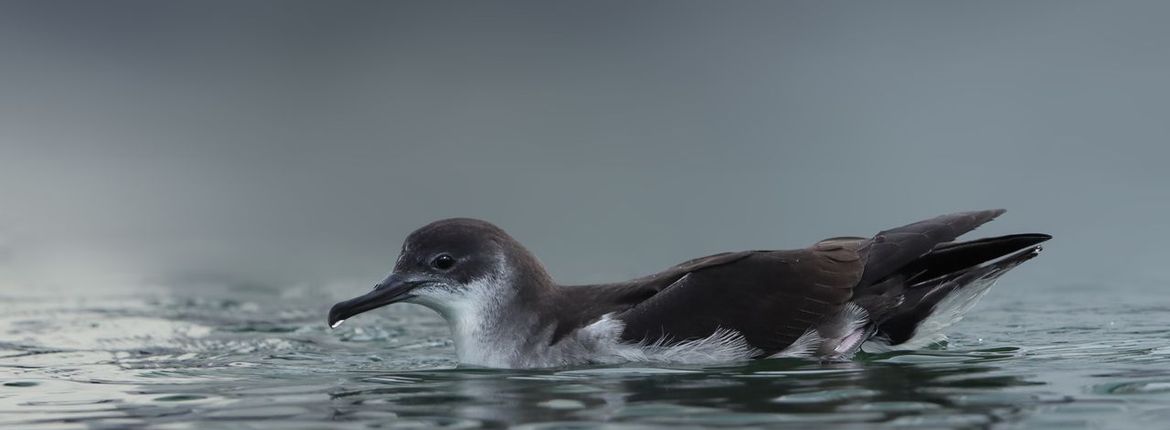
[440,260,559,367]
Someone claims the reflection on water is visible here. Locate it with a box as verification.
[1,287,1168,429]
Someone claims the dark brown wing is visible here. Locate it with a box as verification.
[549,251,755,344]
[615,238,865,355]
[858,209,1006,286]
[611,209,1011,355]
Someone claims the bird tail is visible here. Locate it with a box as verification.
[861,235,1048,352]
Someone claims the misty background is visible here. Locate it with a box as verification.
[1,1,1167,297]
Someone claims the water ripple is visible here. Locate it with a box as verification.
[1,289,1168,428]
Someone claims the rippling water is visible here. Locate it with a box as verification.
[2,284,1168,429]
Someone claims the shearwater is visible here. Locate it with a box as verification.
[328,209,1049,369]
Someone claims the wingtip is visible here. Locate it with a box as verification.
[985,208,1008,219]
[958,208,1007,223]
[1014,233,1053,243]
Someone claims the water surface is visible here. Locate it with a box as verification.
[2,285,1168,429]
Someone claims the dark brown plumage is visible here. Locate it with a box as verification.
[550,209,1049,355]
[328,209,1049,367]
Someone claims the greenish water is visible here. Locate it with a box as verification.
[2,285,1168,429]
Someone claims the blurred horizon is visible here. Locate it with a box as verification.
[2,1,1169,296]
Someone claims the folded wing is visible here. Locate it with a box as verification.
[613,209,1020,356]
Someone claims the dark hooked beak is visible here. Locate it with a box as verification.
[327,273,420,328]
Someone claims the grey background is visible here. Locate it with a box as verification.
[1,1,1167,295]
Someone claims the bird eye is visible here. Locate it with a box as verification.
[430,254,456,271]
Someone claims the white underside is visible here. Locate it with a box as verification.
[578,315,761,365]
[443,303,874,369]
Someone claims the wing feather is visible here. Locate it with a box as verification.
[615,239,865,355]
[591,210,1015,356]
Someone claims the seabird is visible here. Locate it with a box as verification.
[328,209,1049,369]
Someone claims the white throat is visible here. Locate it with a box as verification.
[408,275,530,367]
